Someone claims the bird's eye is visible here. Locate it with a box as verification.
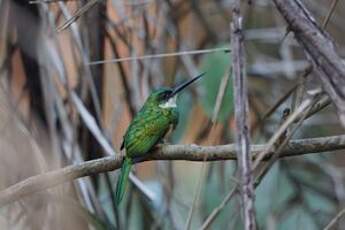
[160,91,172,100]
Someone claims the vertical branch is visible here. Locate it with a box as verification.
[231,2,256,229]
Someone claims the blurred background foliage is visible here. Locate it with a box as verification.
[0,0,345,229]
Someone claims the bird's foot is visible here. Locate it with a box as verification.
[159,138,168,144]
[154,141,169,150]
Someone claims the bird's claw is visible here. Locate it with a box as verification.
[154,140,169,149]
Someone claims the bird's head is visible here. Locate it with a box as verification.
[145,72,205,109]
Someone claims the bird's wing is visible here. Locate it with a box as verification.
[124,112,171,157]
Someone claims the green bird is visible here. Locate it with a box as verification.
[115,73,205,205]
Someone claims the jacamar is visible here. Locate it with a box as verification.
[115,73,205,205]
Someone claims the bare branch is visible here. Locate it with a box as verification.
[324,206,345,230]
[272,0,345,127]
[200,187,237,230]
[88,47,231,65]
[29,0,78,4]
[321,0,339,29]
[184,163,207,230]
[231,1,256,229]
[0,135,345,206]
[212,69,231,123]
[57,0,102,32]
[253,96,313,169]
[1,135,344,209]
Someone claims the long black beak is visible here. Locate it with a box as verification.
[171,72,205,96]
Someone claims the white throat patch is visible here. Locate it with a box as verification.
[159,95,177,108]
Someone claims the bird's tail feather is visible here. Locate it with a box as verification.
[115,157,132,206]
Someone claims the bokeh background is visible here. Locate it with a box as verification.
[0,0,345,229]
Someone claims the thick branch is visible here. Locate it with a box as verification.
[272,0,345,127]
[0,135,345,207]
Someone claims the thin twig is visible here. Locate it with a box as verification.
[279,0,336,44]
[212,69,231,123]
[200,187,237,230]
[261,84,298,122]
[322,0,339,29]
[88,47,231,65]
[324,207,345,230]
[298,95,331,121]
[57,0,102,32]
[184,161,207,230]
[59,2,102,124]
[252,97,313,170]
[255,96,318,187]
[29,0,78,4]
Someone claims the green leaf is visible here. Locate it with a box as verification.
[172,91,192,142]
[202,162,241,229]
[255,162,295,228]
[200,46,233,122]
[280,207,317,230]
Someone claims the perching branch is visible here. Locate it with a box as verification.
[231,1,256,229]
[1,135,345,208]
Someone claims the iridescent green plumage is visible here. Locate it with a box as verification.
[115,73,204,206]
[121,88,179,158]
